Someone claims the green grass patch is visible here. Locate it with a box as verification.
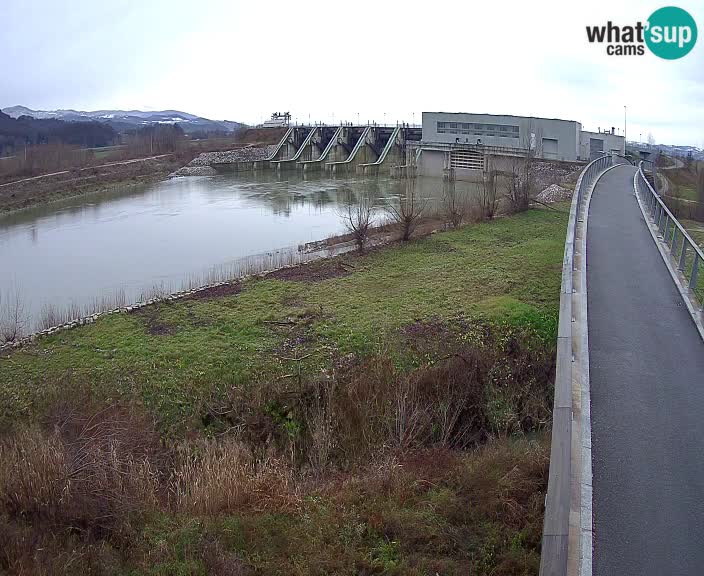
[0,207,568,432]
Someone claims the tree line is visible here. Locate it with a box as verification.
[0,112,117,156]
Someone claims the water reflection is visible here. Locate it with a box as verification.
[0,172,482,332]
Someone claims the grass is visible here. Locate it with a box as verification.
[682,218,704,249]
[0,207,567,433]
[0,206,568,575]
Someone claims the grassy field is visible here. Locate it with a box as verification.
[0,207,568,575]
[1,208,565,431]
[682,219,704,248]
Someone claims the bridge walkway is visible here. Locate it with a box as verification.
[587,164,704,575]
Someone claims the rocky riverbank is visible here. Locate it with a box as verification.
[170,144,278,177]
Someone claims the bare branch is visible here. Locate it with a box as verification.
[386,179,427,241]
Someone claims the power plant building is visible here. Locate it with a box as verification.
[418,111,625,179]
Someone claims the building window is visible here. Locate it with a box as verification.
[436,120,519,139]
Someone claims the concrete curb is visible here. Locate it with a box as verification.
[540,153,617,576]
[574,162,629,576]
[632,171,704,342]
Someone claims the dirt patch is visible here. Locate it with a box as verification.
[133,306,177,336]
[235,127,287,146]
[184,282,241,301]
[266,258,354,282]
[143,315,176,336]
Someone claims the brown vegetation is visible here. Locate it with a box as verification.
[338,189,375,252]
[386,179,428,241]
[0,321,553,574]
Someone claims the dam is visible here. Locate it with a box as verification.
[213,111,627,182]
[213,124,422,175]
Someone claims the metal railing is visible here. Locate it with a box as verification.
[635,161,703,299]
[540,153,613,576]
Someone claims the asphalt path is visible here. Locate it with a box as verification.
[588,164,704,575]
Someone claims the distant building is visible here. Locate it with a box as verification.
[418,111,625,179]
[261,112,291,128]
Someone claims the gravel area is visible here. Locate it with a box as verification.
[170,166,218,177]
[536,184,573,203]
[532,161,582,190]
[189,145,278,166]
[170,145,279,177]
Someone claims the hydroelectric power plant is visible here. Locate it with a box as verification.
[217,111,625,182]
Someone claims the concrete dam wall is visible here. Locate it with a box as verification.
[215,125,422,175]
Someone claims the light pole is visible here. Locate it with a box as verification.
[624,105,627,144]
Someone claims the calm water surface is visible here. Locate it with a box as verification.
[0,172,480,331]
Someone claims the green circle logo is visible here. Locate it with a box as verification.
[645,6,698,59]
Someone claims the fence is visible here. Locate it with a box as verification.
[636,161,704,303]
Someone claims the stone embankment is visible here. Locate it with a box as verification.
[536,183,573,203]
[170,145,278,177]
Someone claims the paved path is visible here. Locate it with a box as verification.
[588,164,704,575]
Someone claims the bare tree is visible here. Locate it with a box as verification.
[503,120,540,213]
[504,156,532,213]
[480,165,499,219]
[0,289,27,344]
[386,179,427,241]
[441,179,469,228]
[338,189,374,252]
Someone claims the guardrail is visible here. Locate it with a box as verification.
[635,161,703,301]
[540,153,613,576]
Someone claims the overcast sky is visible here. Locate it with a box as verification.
[2,0,702,146]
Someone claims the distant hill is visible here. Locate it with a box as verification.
[1,106,246,135]
[0,110,118,154]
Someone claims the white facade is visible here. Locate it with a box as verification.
[418,111,625,180]
[422,112,583,162]
[579,130,626,160]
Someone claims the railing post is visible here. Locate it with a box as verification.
[679,242,688,272]
[690,256,700,291]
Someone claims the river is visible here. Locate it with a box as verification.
[0,172,481,332]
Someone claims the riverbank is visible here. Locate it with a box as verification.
[0,154,181,213]
[0,129,285,213]
[0,206,567,574]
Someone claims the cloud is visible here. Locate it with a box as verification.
[2,0,701,146]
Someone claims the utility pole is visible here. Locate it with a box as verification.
[624,105,627,144]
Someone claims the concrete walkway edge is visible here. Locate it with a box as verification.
[575,163,625,576]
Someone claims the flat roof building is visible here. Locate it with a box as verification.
[418,111,625,180]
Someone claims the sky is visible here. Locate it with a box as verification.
[2,0,702,147]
